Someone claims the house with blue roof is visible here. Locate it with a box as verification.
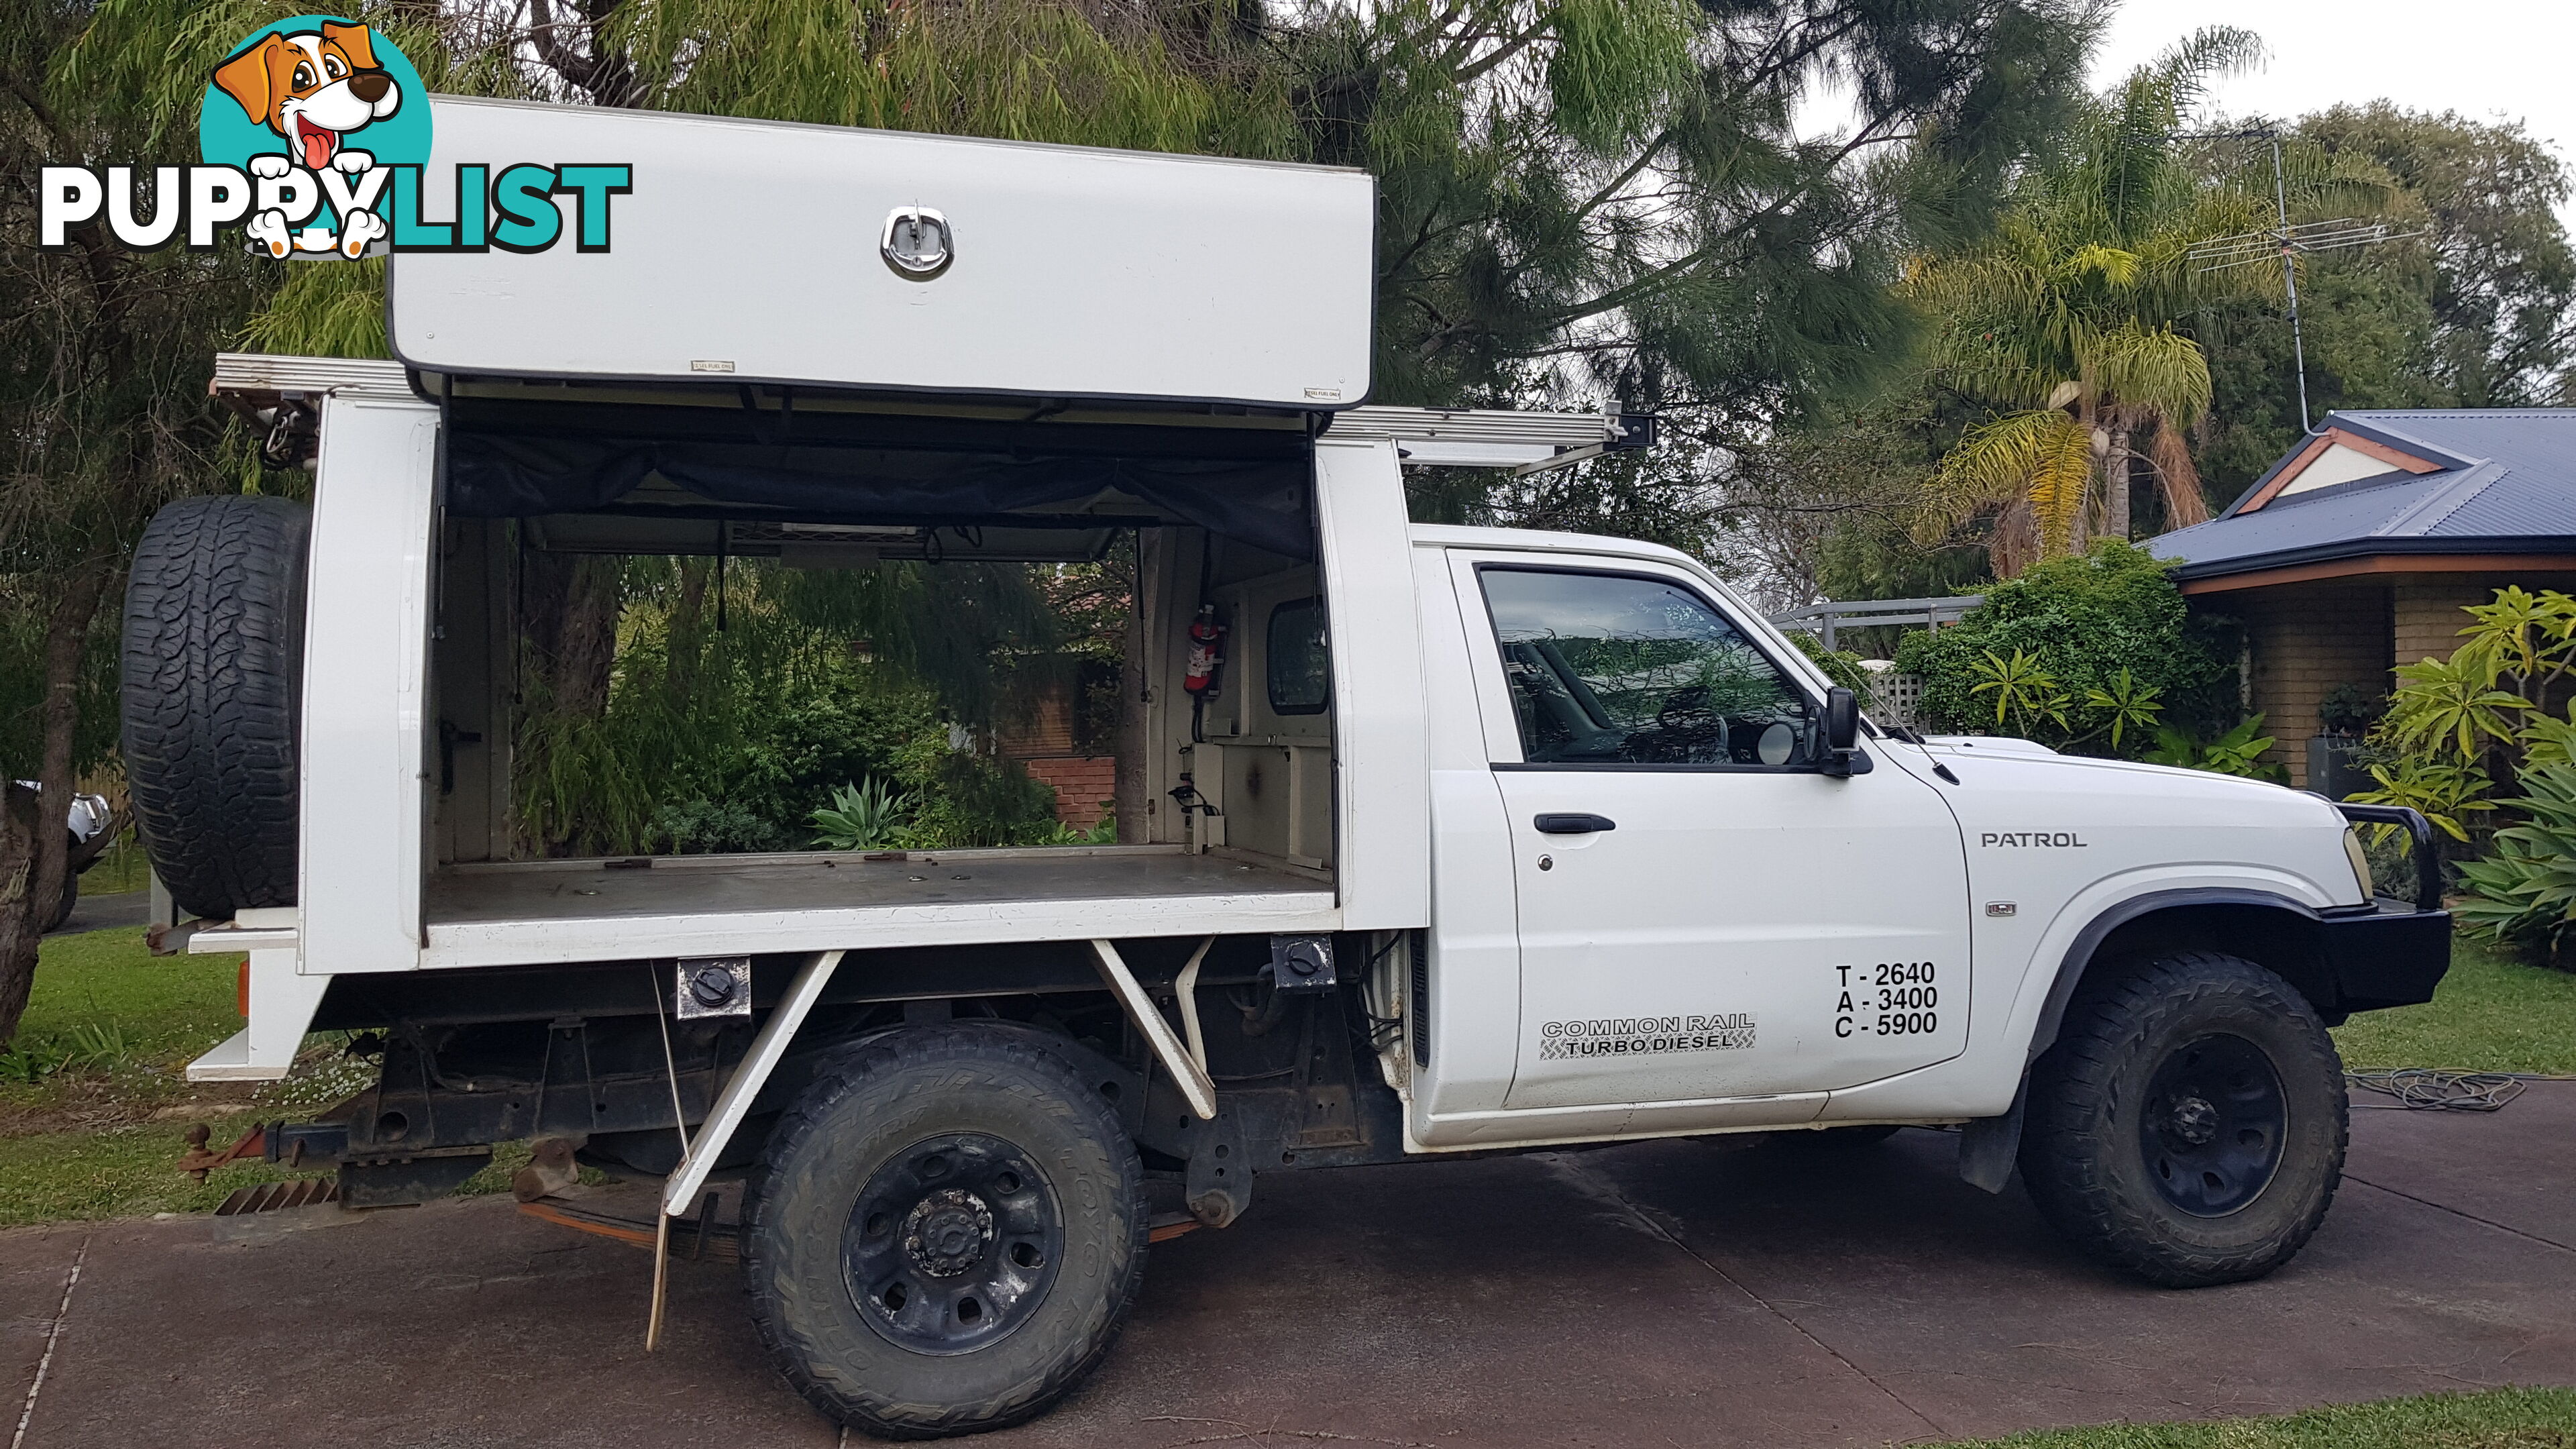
[2145,409,2576,790]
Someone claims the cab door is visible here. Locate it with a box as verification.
[1448,553,1972,1114]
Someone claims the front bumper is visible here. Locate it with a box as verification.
[2327,802,2451,1013]
[2319,900,2452,1013]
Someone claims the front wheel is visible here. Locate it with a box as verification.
[744,1024,1147,1439]
[2019,951,2347,1287]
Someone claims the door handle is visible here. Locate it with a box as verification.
[1534,813,1616,834]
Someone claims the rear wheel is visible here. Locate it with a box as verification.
[2019,951,2347,1287]
[745,1024,1146,1439]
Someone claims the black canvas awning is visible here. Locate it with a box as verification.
[442,392,1318,559]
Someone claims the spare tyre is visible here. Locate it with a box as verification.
[121,494,310,920]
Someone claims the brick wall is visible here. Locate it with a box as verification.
[2220,570,2576,787]
[997,692,1077,757]
[2392,576,2526,668]
[1021,755,1117,829]
[2230,582,2391,788]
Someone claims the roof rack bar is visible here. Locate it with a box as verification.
[211,355,1659,472]
[1328,407,1654,471]
[212,352,414,401]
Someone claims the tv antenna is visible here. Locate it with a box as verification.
[2182,129,2424,431]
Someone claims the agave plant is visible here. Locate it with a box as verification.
[811,778,912,851]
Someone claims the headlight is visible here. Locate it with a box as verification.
[2343,827,2375,902]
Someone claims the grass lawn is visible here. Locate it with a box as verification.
[9,922,249,1081]
[2332,932,2576,1075]
[0,925,541,1226]
[81,830,153,896]
[1927,1387,2575,1448]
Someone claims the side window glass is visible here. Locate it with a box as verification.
[1267,597,1331,714]
[1478,568,1812,767]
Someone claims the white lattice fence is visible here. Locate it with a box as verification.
[1858,661,1925,731]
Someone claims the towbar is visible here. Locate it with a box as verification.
[2335,803,2442,912]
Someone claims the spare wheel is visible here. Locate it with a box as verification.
[121,494,310,920]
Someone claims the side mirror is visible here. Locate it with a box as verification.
[1825,687,1860,753]
[1820,687,1869,777]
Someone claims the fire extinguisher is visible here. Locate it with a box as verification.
[1185,604,1228,696]
[1185,604,1227,741]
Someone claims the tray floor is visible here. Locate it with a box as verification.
[426,846,1327,927]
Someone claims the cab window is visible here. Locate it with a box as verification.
[1478,567,1813,767]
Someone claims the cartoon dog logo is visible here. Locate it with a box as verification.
[211,21,402,258]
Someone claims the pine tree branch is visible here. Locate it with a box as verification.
[1449,21,1551,87]
[0,64,64,141]
[1737,9,1871,98]
[1541,119,1902,329]
[1379,211,1481,286]
[1,66,141,339]
[1569,131,1674,227]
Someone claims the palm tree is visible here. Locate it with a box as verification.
[1907,28,2272,574]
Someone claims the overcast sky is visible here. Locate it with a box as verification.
[2094,1,2575,193]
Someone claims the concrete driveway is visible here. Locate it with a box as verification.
[43,889,148,937]
[5,1085,2571,1449]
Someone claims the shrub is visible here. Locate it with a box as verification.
[514,556,1083,857]
[1892,539,2237,754]
[888,734,1062,849]
[2349,585,2576,841]
[2453,761,2576,969]
[653,798,788,855]
[2317,682,2386,737]
[1784,631,1872,698]
[2141,714,2284,782]
[704,678,941,844]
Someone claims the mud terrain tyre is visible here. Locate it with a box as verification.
[2019,951,2347,1287]
[745,1024,1147,1440]
[121,495,309,920]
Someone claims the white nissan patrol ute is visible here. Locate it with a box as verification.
[127,98,2450,1440]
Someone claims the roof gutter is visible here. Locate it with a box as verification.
[2171,537,2576,594]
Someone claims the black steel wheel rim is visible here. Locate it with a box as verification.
[845,1132,1063,1355]
[2137,1032,2288,1218]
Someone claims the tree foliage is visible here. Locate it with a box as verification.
[0,0,280,1042]
[2193,106,2576,504]
[2308,105,2576,410]
[1905,28,2274,573]
[1303,0,2095,419]
[234,0,2103,424]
